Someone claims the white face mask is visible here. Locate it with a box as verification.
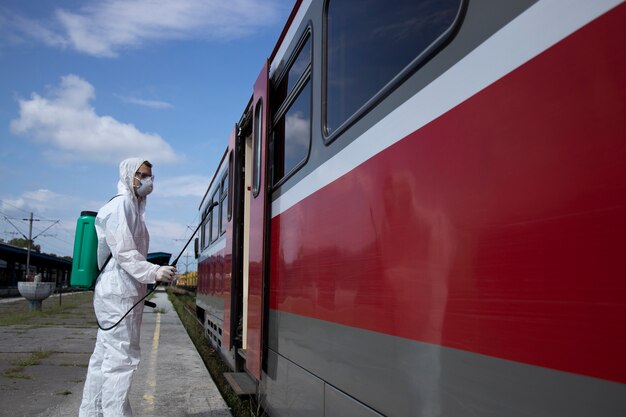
[136,177,153,197]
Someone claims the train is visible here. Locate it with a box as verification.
[193,0,626,416]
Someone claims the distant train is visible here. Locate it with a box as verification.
[194,0,626,416]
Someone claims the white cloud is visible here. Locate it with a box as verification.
[285,110,310,159]
[4,0,285,57]
[2,189,66,214]
[10,74,181,165]
[0,189,100,256]
[0,10,68,49]
[0,188,198,258]
[114,94,173,109]
[145,216,200,262]
[154,175,210,198]
[22,189,60,204]
[147,218,190,241]
[1,189,101,219]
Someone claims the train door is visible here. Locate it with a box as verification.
[237,123,252,364]
[246,61,270,380]
[228,116,253,373]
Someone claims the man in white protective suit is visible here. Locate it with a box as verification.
[79,157,176,417]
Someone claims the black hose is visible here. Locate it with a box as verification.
[96,283,160,331]
[96,201,217,331]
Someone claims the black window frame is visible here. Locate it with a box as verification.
[272,30,312,114]
[227,151,233,222]
[201,206,209,250]
[210,189,219,244]
[269,29,313,189]
[219,170,228,236]
[252,99,263,198]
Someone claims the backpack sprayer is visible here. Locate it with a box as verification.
[71,201,217,331]
[71,211,100,289]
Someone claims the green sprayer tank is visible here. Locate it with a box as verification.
[71,211,99,288]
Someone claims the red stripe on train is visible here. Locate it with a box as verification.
[270,5,626,384]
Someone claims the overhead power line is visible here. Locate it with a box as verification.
[0,199,31,215]
[3,212,61,275]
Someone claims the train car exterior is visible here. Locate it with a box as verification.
[196,0,626,416]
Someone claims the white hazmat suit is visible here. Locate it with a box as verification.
[79,158,167,417]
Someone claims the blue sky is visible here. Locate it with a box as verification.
[0,0,294,269]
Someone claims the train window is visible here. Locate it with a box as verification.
[200,214,204,250]
[227,151,233,221]
[205,208,211,247]
[219,171,228,235]
[201,206,210,250]
[200,210,206,250]
[324,0,463,137]
[271,80,311,185]
[270,33,312,186]
[211,191,219,243]
[272,35,311,113]
[252,99,263,197]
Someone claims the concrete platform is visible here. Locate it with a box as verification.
[0,288,232,417]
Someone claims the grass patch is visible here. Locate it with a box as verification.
[3,367,30,379]
[14,350,54,366]
[0,292,93,327]
[167,289,264,417]
[0,310,45,327]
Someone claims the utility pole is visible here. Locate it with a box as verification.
[24,212,38,279]
[184,252,190,274]
[5,212,58,280]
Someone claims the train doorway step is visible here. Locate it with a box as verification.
[224,372,257,396]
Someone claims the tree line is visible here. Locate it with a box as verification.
[1,238,72,262]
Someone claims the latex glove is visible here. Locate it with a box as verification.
[156,266,176,282]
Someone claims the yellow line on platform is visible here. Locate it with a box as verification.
[142,312,160,411]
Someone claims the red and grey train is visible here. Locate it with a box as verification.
[194,0,626,416]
